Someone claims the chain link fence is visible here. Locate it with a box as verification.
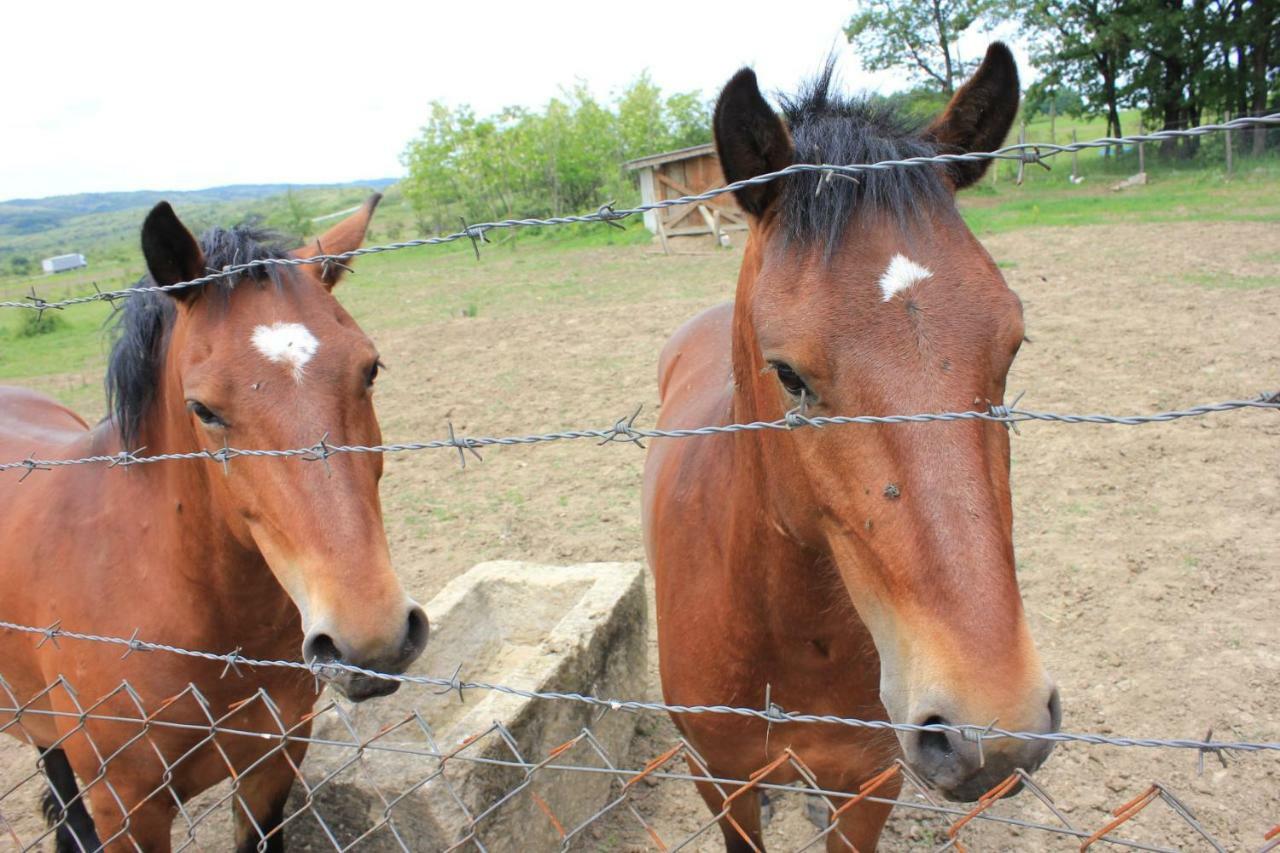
[1,662,1276,852]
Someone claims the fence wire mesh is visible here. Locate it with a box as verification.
[1,673,1275,853]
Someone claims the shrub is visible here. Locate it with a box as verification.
[17,311,67,338]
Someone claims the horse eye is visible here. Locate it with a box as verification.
[771,362,810,398]
[187,401,224,427]
[366,359,384,387]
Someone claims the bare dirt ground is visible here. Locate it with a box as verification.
[1,220,1277,850]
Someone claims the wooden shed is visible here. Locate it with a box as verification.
[624,144,746,252]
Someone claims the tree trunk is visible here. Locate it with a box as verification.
[1251,48,1268,155]
[931,0,955,93]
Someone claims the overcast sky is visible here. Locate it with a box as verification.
[1,1,1028,201]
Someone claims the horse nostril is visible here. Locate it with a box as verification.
[403,605,429,660]
[917,715,954,765]
[303,632,341,665]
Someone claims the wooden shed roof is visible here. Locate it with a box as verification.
[622,143,716,172]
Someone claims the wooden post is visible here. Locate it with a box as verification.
[1071,129,1080,183]
[697,205,722,246]
[1137,119,1145,176]
[1049,97,1056,145]
[1015,123,1028,186]
[1225,116,1233,178]
[655,213,671,256]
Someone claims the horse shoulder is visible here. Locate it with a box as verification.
[656,302,733,410]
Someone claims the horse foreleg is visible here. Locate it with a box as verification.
[232,736,308,853]
[688,758,765,853]
[82,782,176,853]
[822,773,899,853]
[38,746,101,853]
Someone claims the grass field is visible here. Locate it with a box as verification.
[4,143,1276,411]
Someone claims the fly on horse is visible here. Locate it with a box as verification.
[0,197,428,851]
[643,44,1060,850]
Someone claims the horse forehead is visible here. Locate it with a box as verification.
[251,321,321,378]
[876,253,933,302]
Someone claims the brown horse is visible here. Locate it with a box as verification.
[0,197,428,851]
[643,45,1060,850]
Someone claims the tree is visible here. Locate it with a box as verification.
[1021,0,1278,157]
[845,0,1000,93]
[400,73,713,230]
[1021,0,1137,139]
[283,189,313,241]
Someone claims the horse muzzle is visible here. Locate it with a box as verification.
[303,601,429,703]
[902,685,1062,802]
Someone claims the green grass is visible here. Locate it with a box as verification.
[0,300,114,380]
[959,159,1280,234]
[1180,272,1280,290]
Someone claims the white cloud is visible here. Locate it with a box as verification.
[0,1,1031,200]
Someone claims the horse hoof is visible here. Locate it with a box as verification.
[759,790,774,827]
[805,795,829,829]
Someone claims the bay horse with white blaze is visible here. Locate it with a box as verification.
[0,197,428,851]
[643,45,1060,850]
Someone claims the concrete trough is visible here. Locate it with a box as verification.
[287,561,647,851]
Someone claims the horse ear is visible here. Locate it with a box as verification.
[141,202,206,299]
[714,68,794,217]
[292,193,382,289]
[924,42,1020,190]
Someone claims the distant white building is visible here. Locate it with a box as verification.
[41,253,87,274]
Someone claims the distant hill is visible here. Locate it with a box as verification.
[0,179,398,237]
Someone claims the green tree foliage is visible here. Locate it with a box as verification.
[283,189,313,241]
[400,76,712,230]
[1021,0,1135,138]
[845,0,1002,93]
[1022,0,1278,157]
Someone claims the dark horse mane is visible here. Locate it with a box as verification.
[776,61,950,249]
[104,223,290,446]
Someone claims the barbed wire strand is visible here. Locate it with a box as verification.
[2,619,1276,755]
[2,114,1277,313]
[1,392,1276,476]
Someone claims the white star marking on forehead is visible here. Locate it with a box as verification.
[251,322,319,381]
[878,254,933,302]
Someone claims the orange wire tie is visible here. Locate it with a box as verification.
[643,822,669,852]
[722,752,795,852]
[145,692,188,722]
[544,734,584,762]
[1079,784,1161,851]
[530,792,566,838]
[946,772,1021,842]
[226,695,257,713]
[829,764,902,822]
[623,743,684,790]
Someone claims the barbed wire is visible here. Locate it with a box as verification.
[2,619,1277,758]
[2,113,1277,314]
[1,391,1276,478]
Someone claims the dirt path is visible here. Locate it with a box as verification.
[1,220,1276,850]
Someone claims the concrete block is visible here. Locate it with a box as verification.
[287,561,647,851]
